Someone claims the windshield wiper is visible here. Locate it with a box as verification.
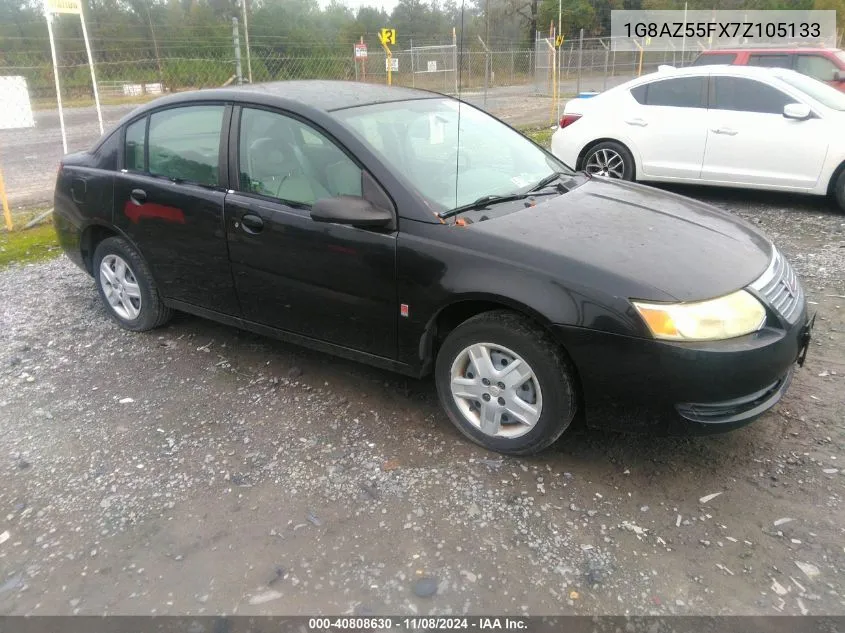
[438,189,560,220]
[528,171,568,192]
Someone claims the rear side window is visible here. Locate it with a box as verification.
[148,105,225,186]
[710,76,797,114]
[629,77,706,108]
[748,54,792,69]
[124,118,145,172]
[795,54,839,81]
[691,53,737,66]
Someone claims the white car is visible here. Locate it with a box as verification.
[550,64,845,211]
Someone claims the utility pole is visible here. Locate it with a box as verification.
[232,17,243,85]
[241,0,252,82]
[145,0,164,87]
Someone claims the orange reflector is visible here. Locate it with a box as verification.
[636,307,679,338]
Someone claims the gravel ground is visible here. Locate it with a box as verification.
[0,188,844,617]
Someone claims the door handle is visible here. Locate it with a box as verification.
[240,213,264,234]
[711,128,738,136]
[624,118,648,127]
[129,188,147,205]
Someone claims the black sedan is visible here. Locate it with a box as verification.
[53,80,814,454]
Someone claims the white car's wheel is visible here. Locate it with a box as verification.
[582,142,634,180]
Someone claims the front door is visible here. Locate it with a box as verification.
[112,103,240,315]
[225,106,398,359]
[701,76,828,189]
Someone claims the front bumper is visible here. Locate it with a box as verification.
[552,308,813,435]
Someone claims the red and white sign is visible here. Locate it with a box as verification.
[354,43,368,59]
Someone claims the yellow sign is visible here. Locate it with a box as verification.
[46,0,82,13]
[379,28,396,46]
[555,34,564,48]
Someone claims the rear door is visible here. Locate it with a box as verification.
[624,75,708,179]
[113,103,240,315]
[701,75,828,189]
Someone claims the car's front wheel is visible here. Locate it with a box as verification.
[434,311,578,455]
[93,236,172,331]
[582,141,634,180]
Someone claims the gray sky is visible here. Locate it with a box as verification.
[317,0,399,13]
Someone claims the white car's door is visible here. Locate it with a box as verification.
[701,76,829,189]
[623,75,709,179]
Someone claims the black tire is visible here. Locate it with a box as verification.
[834,169,845,212]
[581,141,635,180]
[92,236,172,332]
[434,310,578,455]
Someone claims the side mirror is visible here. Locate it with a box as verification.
[783,103,812,120]
[835,70,845,82]
[310,196,393,228]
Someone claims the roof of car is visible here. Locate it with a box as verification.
[138,80,441,115]
[639,64,800,80]
[698,47,841,54]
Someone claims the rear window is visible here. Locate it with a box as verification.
[748,54,792,69]
[629,77,706,108]
[691,53,737,66]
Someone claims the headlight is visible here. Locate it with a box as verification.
[632,290,766,342]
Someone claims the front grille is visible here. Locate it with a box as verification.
[749,248,804,324]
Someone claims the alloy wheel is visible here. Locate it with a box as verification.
[585,148,625,178]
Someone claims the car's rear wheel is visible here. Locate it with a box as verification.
[582,141,634,180]
[93,237,172,331]
[434,310,577,455]
[833,168,845,212]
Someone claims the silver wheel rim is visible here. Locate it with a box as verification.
[585,148,625,178]
[449,342,543,439]
[99,254,142,321]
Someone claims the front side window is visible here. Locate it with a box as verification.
[710,76,797,114]
[148,105,224,186]
[335,98,571,213]
[795,55,839,82]
[775,70,845,110]
[691,53,737,66]
[631,77,706,108]
[239,107,362,206]
[747,54,792,69]
[124,118,145,171]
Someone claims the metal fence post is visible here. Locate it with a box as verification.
[602,39,609,91]
[232,17,243,85]
[510,50,514,84]
[576,28,583,95]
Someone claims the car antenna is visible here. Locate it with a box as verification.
[453,1,466,212]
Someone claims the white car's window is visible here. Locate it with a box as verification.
[776,71,845,111]
[629,77,706,108]
[795,55,839,82]
[710,77,797,114]
[335,98,570,213]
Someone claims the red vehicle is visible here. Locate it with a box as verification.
[692,47,845,91]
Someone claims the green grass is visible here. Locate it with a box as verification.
[521,126,555,149]
[0,221,61,268]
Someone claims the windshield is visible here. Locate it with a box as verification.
[334,98,573,213]
[776,71,845,111]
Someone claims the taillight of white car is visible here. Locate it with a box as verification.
[558,113,582,129]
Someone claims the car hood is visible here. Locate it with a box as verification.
[469,177,774,302]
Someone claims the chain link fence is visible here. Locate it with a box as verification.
[0,29,703,219]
